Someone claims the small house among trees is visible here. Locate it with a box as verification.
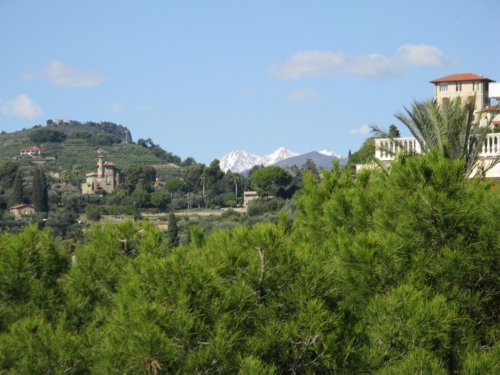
[8,204,36,220]
[243,191,258,207]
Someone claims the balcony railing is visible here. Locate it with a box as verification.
[374,137,423,161]
[480,133,500,156]
[375,133,500,161]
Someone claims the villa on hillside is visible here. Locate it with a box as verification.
[372,73,500,178]
[9,204,36,220]
[20,146,41,157]
[81,148,122,194]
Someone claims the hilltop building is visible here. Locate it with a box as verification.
[371,73,500,178]
[81,148,122,194]
[20,146,41,157]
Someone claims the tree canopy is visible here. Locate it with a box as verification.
[0,152,497,373]
[31,168,48,212]
[250,165,294,198]
[29,128,67,143]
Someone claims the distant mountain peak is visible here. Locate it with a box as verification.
[219,147,298,173]
[319,149,342,158]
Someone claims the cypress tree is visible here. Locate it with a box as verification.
[12,169,24,204]
[166,212,179,248]
[32,168,48,212]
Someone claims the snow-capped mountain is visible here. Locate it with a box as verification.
[318,149,343,158]
[220,147,299,173]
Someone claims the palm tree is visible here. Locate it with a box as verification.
[72,164,81,190]
[383,98,497,177]
[60,170,70,188]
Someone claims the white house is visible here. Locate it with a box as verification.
[373,73,500,178]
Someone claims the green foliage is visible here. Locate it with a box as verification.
[124,165,157,191]
[247,197,285,216]
[166,212,179,248]
[0,160,18,190]
[85,204,102,221]
[137,137,182,164]
[12,169,24,204]
[395,98,497,176]
[189,225,205,247]
[0,152,497,373]
[31,168,49,212]
[0,316,88,374]
[93,133,122,146]
[362,285,457,368]
[29,127,67,143]
[45,210,81,238]
[149,190,168,209]
[131,187,150,208]
[376,349,447,375]
[462,345,500,374]
[68,130,92,139]
[0,225,69,330]
[250,165,294,198]
[388,123,400,137]
[348,137,375,164]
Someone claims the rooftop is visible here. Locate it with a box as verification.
[431,73,494,84]
[9,204,34,210]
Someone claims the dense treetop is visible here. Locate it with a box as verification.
[0,151,497,373]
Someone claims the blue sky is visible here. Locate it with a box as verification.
[1,1,499,163]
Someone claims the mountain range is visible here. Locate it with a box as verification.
[219,147,343,173]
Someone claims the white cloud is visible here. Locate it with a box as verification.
[269,44,450,81]
[287,88,319,101]
[350,124,371,135]
[0,94,42,119]
[42,60,106,87]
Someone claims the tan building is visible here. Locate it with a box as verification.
[243,191,259,207]
[431,73,494,114]
[81,148,122,194]
[9,204,36,220]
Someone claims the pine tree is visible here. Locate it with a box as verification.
[12,169,24,204]
[32,168,48,212]
[166,212,179,248]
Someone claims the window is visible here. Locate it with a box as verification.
[472,82,477,91]
[456,82,462,91]
[439,83,448,91]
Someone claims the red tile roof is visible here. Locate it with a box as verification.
[20,146,41,151]
[431,73,494,84]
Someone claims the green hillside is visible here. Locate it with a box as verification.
[0,120,181,175]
